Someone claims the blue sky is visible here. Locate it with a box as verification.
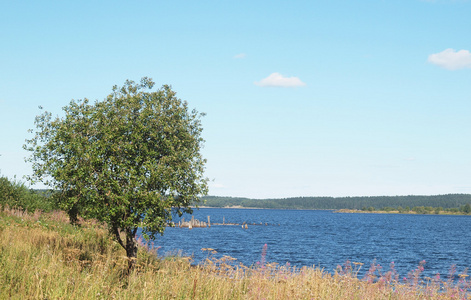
[1,0,471,198]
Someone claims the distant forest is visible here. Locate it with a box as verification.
[200,194,471,210]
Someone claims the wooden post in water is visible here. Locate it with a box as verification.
[223,216,225,225]
[207,216,211,227]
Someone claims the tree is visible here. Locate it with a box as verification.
[462,203,471,214]
[24,78,208,270]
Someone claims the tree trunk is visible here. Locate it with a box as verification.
[111,225,138,273]
[125,230,138,271]
[67,203,79,225]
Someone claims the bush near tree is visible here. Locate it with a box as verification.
[0,175,53,212]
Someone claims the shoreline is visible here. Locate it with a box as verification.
[194,206,471,216]
[194,206,334,210]
[195,205,275,209]
[334,208,471,216]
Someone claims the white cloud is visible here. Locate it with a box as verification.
[428,48,471,70]
[254,72,306,87]
[233,53,246,59]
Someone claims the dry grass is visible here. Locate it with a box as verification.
[1,207,470,299]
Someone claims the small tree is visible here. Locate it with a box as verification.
[461,203,471,214]
[24,78,208,269]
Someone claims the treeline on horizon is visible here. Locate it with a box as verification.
[200,194,471,210]
[15,187,471,212]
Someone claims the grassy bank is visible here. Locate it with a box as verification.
[1,207,471,299]
[335,208,471,215]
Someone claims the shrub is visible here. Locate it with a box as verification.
[0,175,54,212]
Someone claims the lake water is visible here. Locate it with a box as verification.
[142,208,471,279]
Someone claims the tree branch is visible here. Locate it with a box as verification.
[112,225,125,250]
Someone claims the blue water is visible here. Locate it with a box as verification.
[141,208,471,278]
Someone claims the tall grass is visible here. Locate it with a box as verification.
[1,207,470,299]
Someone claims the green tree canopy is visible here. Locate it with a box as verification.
[24,78,208,269]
